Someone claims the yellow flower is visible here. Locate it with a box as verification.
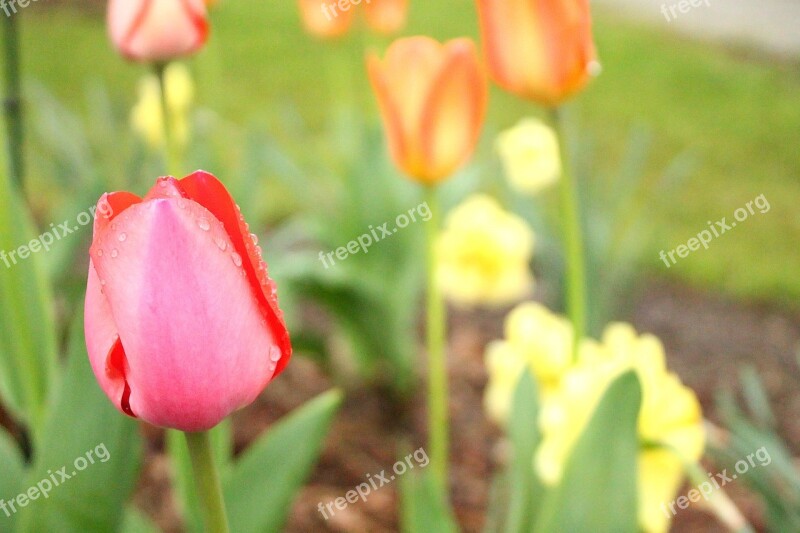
[497,118,561,195]
[437,194,534,308]
[484,303,574,423]
[130,62,194,152]
[536,323,705,533]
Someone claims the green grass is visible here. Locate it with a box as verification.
[9,0,800,306]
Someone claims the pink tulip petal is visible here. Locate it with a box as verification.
[85,261,133,418]
[89,197,278,431]
[179,171,292,377]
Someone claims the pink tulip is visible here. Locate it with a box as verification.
[108,0,209,62]
[85,171,291,432]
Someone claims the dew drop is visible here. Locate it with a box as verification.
[215,237,227,251]
[158,179,168,188]
[197,218,211,231]
[96,249,103,257]
[255,245,262,256]
[269,346,281,362]
[111,249,119,258]
[244,222,250,231]
[231,252,242,267]
[250,233,259,245]
[100,279,106,286]
[118,233,127,242]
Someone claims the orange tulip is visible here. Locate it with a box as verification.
[368,37,488,184]
[476,0,597,105]
[298,0,354,38]
[298,0,408,39]
[364,0,408,34]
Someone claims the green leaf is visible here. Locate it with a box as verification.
[504,372,544,533]
[534,371,642,533]
[0,427,25,531]
[120,508,158,533]
[16,310,142,533]
[0,156,58,442]
[400,467,458,533]
[223,389,342,533]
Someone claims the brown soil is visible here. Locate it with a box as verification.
[128,280,800,532]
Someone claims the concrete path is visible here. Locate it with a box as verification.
[592,0,800,58]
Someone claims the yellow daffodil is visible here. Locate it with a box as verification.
[497,118,561,195]
[437,194,534,308]
[484,303,573,423]
[535,323,705,533]
[130,62,194,152]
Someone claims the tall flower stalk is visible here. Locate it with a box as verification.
[424,185,448,484]
[367,36,487,488]
[185,432,231,533]
[550,107,587,355]
[2,14,24,190]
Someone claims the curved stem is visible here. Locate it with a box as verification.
[3,14,24,190]
[424,185,448,488]
[550,107,587,358]
[184,431,230,533]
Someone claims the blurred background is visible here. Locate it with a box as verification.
[2,0,799,531]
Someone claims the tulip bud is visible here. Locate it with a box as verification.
[364,0,409,35]
[475,0,598,105]
[108,0,209,62]
[367,37,488,184]
[85,171,291,431]
[297,0,355,38]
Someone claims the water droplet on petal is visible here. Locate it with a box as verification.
[159,179,168,188]
[250,233,259,245]
[96,249,103,257]
[269,346,281,362]
[197,218,211,231]
[100,279,106,286]
[231,252,242,267]
[111,249,119,258]
[255,245,262,256]
[118,233,127,242]
[215,237,227,251]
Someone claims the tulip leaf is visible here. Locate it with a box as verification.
[0,160,58,443]
[0,427,25,531]
[504,372,544,533]
[533,371,641,533]
[400,467,458,533]
[120,507,159,533]
[223,389,342,533]
[15,310,142,533]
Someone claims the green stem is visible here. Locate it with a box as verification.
[3,13,24,190]
[550,107,587,359]
[424,186,448,488]
[154,61,181,176]
[184,431,230,533]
